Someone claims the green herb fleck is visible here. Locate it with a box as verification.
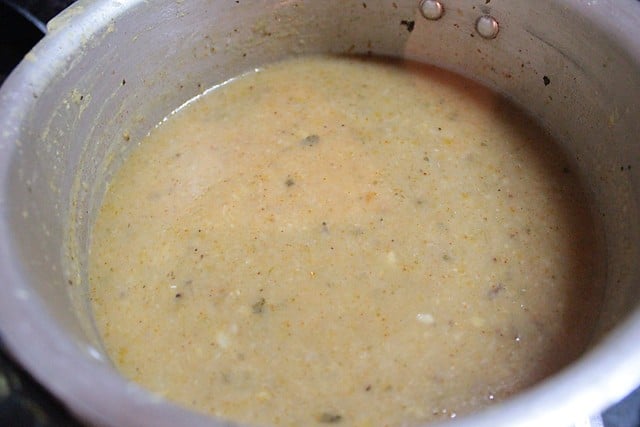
[318,412,343,423]
[252,297,266,314]
[300,134,320,147]
[487,283,505,299]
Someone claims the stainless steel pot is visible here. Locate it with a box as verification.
[1,0,639,426]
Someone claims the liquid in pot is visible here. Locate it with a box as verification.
[89,56,602,426]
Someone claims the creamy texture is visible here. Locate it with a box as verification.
[89,56,601,426]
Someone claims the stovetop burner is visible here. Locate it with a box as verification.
[0,1,638,426]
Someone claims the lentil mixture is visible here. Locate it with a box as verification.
[89,56,601,426]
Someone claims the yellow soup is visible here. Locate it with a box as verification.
[89,56,601,426]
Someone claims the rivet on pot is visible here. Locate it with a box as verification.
[475,15,499,39]
[420,0,444,20]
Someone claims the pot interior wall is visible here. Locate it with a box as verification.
[2,0,640,423]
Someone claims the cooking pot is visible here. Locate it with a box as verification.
[1,0,639,426]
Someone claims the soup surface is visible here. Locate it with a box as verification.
[89,56,601,426]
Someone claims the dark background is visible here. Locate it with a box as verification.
[0,0,638,426]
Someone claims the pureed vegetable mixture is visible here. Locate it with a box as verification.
[89,56,601,426]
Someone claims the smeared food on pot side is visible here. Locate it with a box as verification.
[89,56,602,426]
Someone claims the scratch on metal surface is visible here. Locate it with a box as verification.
[525,27,585,74]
